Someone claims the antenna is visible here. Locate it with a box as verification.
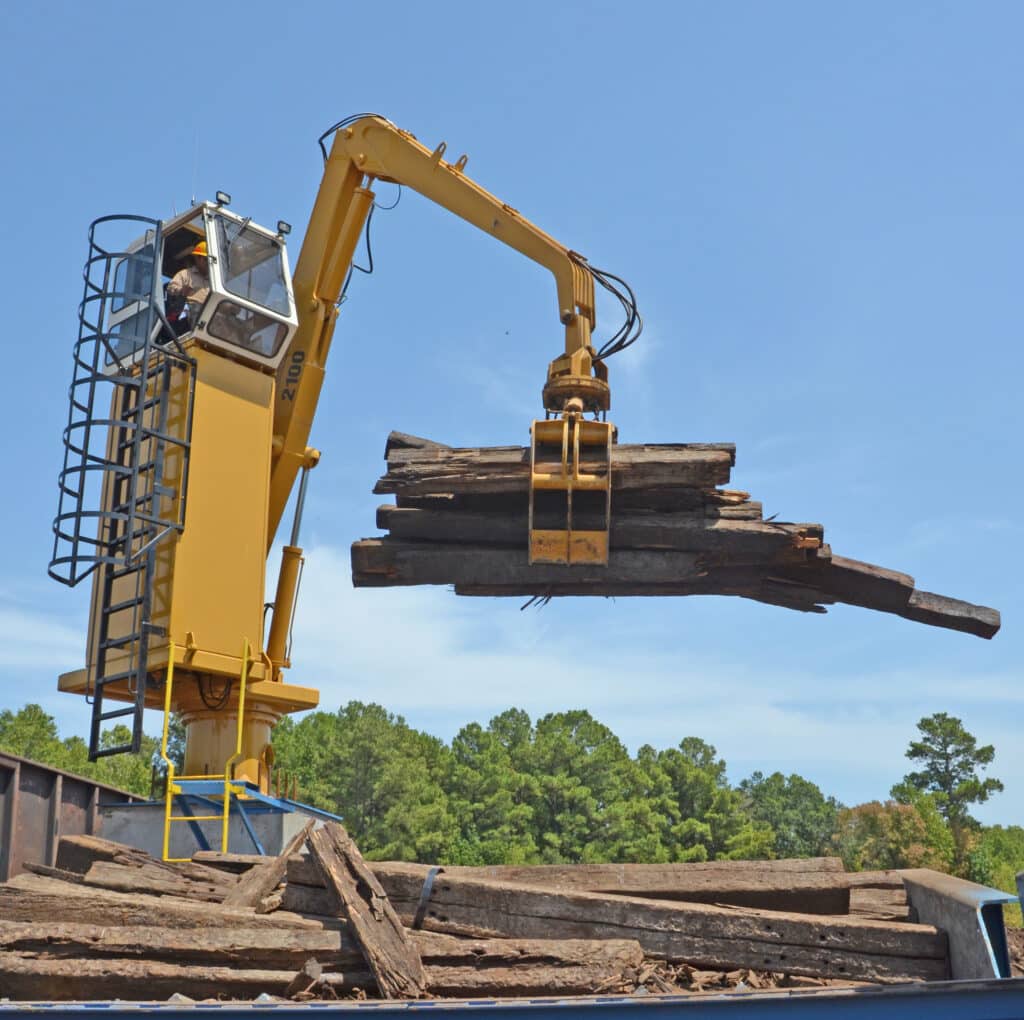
[191,128,199,206]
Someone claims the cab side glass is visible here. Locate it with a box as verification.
[107,244,155,365]
[112,244,154,313]
[208,300,289,357]
[215,216,290,316]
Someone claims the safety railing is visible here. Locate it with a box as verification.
[159,639,250,861]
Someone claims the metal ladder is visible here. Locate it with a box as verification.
[50,215,196,760]
[90,356,183,757]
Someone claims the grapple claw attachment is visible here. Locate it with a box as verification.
[529,414,613,565]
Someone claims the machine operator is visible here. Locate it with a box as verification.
[166,241,210,332]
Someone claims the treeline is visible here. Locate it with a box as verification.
[0,703,178,795]
[0,702,1018,915]
[269,704,1015,881]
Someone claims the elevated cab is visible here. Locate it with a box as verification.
[109,201,298,372]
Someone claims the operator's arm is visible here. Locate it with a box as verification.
[266,116,605,548]
[166,268,190,297]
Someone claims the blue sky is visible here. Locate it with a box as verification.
[2,1,1020,821]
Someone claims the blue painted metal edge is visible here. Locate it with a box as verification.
[2,979,1023,1019]
[159,782,343,822]
[231,793,266,855]
[104,790,343,822]
[277,797,344,822]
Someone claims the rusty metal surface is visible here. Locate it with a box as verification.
[0,750,140,880]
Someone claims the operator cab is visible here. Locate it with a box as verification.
[106,200,298,372]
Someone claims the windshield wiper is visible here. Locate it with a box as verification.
[221,217,252,272]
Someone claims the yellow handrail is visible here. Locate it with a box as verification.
[221,638,250,851]
[160,637,251,860]
[159,641,177,861]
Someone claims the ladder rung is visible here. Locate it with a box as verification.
[122,394,164,415]
[168,814,224,823]
[109,564,145,580]
[142,428,186,446]
[123,527,159,545]
[98,706,136,722]
[95,669,136,685]
[89,743,136,760]
[99,632,142,650]
[105,595,145,614]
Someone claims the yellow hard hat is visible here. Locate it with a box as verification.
[190,241,208,257]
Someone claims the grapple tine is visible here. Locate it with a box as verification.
[529,413,613,565]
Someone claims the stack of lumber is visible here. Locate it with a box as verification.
[353,433,1000,639]
[0,831,945,1002]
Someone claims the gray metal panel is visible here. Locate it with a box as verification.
[15,766,54,874]
[98,799,333,858]
[0,750,140,880]
[900,868,1016,979]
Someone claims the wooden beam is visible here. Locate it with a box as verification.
[352,540,706,588]
[285,864,948,983]
[376,442,735,497]
[286,857,850,916]
[376,505,820,557]
[222,819,314,909]
[849,889,911,922]
[80,861,227,902]
[902,589,1001,639]
[389,552,999,638]
[0,919,364,971]
[0,955,313,1002]
[412,931,645,997]
[191,850,275,874]
[0,875,322,930]
[395,489,760,515]
[56,834,233,887]
[306,823,427,999]
[0,934,645,1000]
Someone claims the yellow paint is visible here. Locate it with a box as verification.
[268,116,613,545]
[221,639,249,852]
[65,116,628,813]
[266,545,304,672]
[160,638,256,860]
[160,643,177,863]
[529,415,613,564]
[73,345,319,794]
[155,346,272,654]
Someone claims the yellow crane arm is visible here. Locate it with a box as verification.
[267,116,608,547]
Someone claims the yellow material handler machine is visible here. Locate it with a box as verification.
[48,115,640,836]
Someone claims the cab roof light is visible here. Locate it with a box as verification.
[277,220,292,237]
[216,191,232,206]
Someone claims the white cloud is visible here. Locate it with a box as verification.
[0,602,83,670]
[1,550,1015,823]
[286,543,1023,819]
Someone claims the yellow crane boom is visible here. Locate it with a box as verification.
[268,115,609,547]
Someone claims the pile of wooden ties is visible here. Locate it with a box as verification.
[352,433,999,638]
[0,829,947,1001]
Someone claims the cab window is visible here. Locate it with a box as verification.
[215,216,290,316]
[112,243,155,313]
[208,301,289,358]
